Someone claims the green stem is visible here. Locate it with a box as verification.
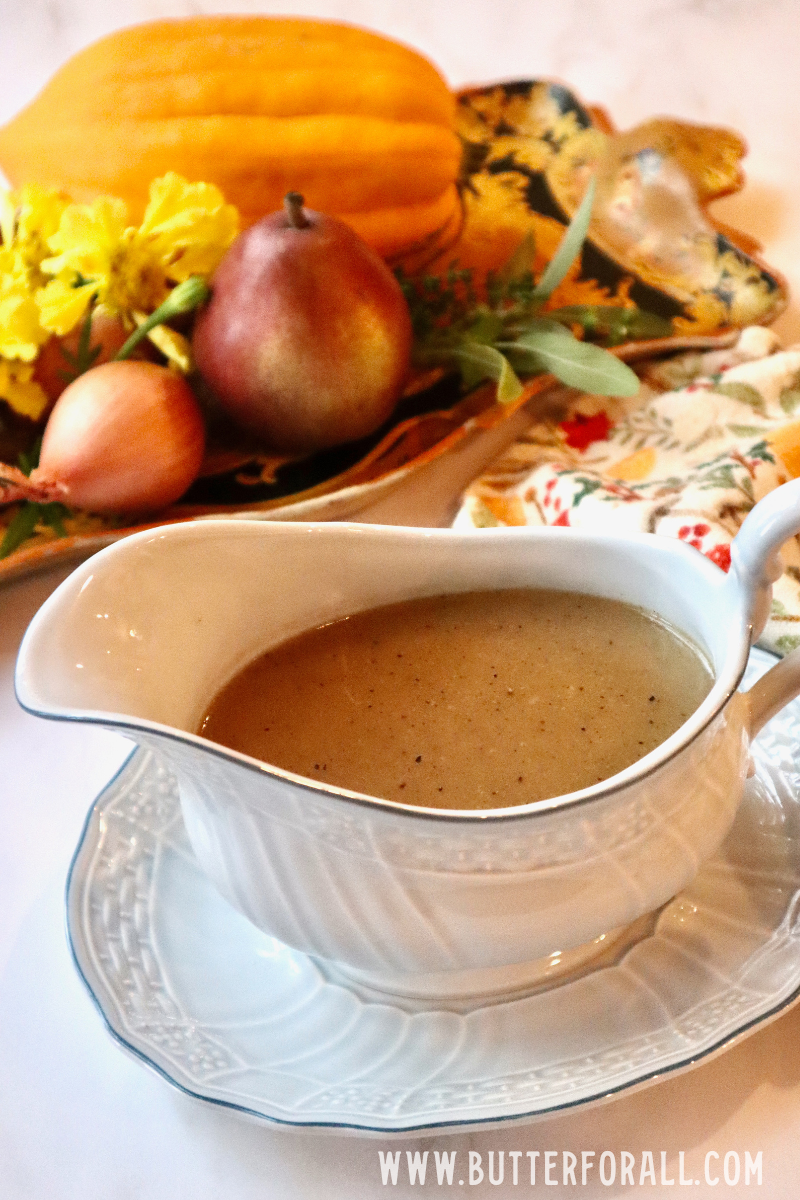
[114,275,211,362]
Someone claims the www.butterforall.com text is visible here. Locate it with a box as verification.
[378,1149,763,1187]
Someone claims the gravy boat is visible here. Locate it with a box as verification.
[16,479,800,1004]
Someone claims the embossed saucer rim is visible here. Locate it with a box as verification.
[65,649,800,1135]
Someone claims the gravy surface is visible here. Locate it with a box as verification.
[198,589,713,809]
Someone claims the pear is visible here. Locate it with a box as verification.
[192,193,413,453]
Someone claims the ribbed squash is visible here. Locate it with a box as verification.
[0,17,462,258]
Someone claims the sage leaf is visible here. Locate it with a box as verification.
[502,317,572,341]
[532,178,596,303]
[465,309,505,346]
[546,304,674,344]
[513,328,640,396]
[453,342,524,404]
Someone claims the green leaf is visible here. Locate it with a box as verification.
[713,381,766,413]
[39,502,70,538]
[17,436,42,476]
[779,388,800,415]
[57,296,102,382]
[727,424,767,437]
[511,328,640,396]
[465,309,504,346]
[571,476,606,505]
[546,304,674,344]
[0,503,43,559]
[531,177,596,303]
[452,342,524,404]
[744,439,775,464]
[76,301,101,370]
[503,317,572,341]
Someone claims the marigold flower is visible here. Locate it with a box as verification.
[0,357,48,420]
[37,173,238,337]
[137,173,240,282]
[0,173,237,415]
[0,252,49,361]
[1,183,69,280]
[0,184,69,367]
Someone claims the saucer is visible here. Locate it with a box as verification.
[66,649,800,1135]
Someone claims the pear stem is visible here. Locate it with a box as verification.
[284,192,310,229]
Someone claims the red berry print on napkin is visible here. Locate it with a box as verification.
[560,411,613,451]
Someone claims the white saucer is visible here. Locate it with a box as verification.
[66,649,800,1135]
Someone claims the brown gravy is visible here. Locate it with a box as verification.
[198,589,713,810]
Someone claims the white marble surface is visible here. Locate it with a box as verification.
[5,1,800,1196]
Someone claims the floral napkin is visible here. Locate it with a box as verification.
[455,327,800,655]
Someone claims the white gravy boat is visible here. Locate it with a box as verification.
[15,478,800,1004]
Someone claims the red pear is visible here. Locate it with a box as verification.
[192,194,413,453]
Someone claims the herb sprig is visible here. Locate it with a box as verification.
[0,438,70,560]
[57,298,102,385]
[397,181,672,404]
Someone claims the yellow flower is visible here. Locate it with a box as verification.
[38,173,238,337]
[0,357,48,421]
[131,312,193,374]
[0,184,69,362]
[38,195,130,334]
[0,269,49,360]
[137,173,240,282]
[0,192,13,250]
[0,173,239,418]
[35,276,98,337]
[3,183,69,280]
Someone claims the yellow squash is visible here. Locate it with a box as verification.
[0,17,462,258]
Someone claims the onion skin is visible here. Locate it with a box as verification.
[33,361,205,514]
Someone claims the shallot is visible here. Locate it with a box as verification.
[0,360,205,514]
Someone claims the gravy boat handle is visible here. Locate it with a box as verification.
[730,476,800,735]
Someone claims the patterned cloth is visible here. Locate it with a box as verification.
[455,327,800,655]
